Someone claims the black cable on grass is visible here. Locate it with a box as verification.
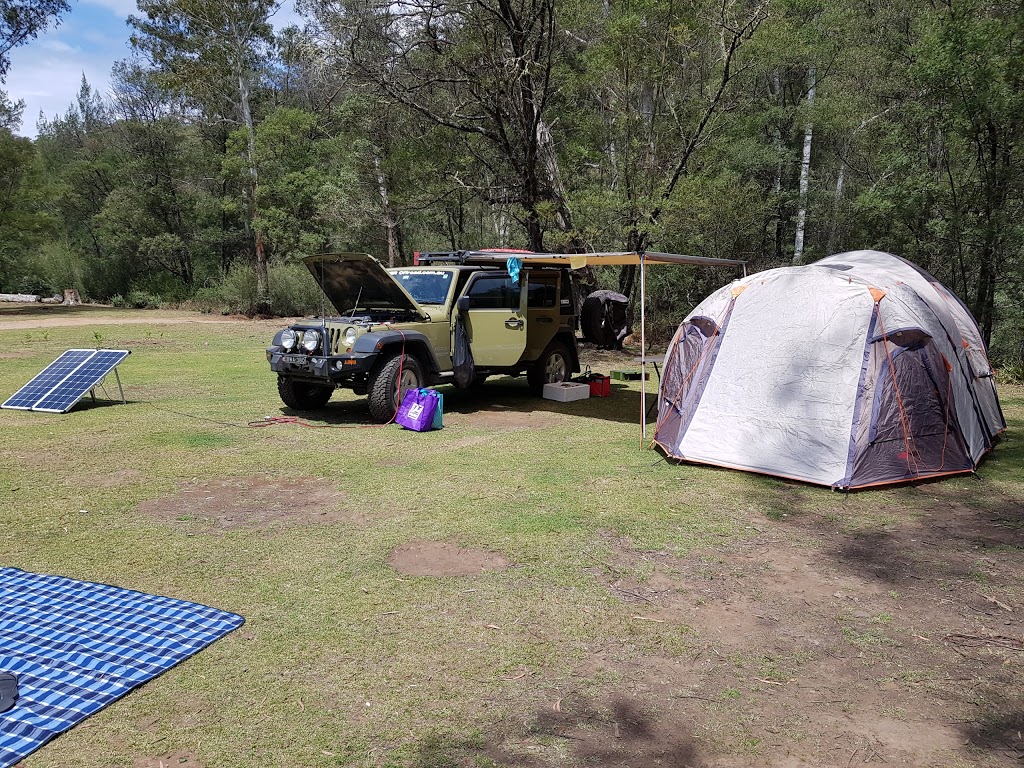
[141,401,251,429]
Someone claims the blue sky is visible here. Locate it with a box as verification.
[5,0,300,138]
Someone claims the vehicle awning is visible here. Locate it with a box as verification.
[457,251,747,270]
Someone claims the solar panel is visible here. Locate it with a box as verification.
[1,349,130,413]
[1,349,97,410]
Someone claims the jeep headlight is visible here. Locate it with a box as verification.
[301,329,320,352]
[281,328,298,350]
[343,326,358,346]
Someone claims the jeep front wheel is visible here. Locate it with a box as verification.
[368,353,424,422]
[528,341,571,394]
[278,377,334,410]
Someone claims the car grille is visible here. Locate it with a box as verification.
[327,326,344,355]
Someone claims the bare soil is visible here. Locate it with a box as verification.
[462,494,1024,767]
[387,539,511,576]
[461,407,571,431]
[133,751,204,768]
[0,303,292,330]
[135,477,355,530]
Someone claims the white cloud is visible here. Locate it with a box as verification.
[39,39,79,53]
[6,46,115,137]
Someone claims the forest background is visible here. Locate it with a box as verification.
[1,0,1021,374]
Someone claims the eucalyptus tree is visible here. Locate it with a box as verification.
[892,0,1023,344]
[0,100,53,292]
[0,0,69,80]
[306,0,577,251]
[574,0,769,296]
[129,0,281,306]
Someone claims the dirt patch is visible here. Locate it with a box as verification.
[0,350,32,359]
[136,476,356,530]
[469,504,1023,767]
[133,751,204,768]
[445,434,496,450]
[387,540,510,576]
[462,407,571,430]
[0,304,295,331]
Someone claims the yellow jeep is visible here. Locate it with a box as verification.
[266,252,580,421]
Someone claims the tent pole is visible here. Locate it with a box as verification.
[640,252,647,444]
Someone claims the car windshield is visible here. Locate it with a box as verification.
[391,270,453,305]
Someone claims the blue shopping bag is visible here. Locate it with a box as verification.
[431,390,443,429]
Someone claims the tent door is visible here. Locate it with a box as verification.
[853,334,971,483]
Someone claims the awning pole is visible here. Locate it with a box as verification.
[640,252,647,444]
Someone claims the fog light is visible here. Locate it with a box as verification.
[301,329,320,352]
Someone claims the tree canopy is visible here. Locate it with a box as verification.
[1,0,1022,369]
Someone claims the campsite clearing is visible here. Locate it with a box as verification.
[0,304,1021,768]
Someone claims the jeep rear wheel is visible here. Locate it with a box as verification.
[368,353,424,422]
[528,341,571,394]
[278,377,334,410]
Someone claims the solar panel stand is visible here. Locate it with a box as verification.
[113,367,126,404]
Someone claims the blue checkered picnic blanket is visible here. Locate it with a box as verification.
[0,567,244,767]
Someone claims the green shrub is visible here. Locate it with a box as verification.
[997,360,1024,385]
[268,262,322,317]
[124,290,162,309]
[185,262,321,317]
[216,265,259,314]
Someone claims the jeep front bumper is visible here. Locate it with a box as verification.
[267,348,377,381]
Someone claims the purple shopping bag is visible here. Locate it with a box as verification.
[396,388,439,432]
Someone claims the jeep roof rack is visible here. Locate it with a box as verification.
[414,249,533,266]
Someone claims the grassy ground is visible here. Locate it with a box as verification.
[0,306,1021,767]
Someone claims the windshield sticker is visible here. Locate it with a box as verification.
[395,271,448,277]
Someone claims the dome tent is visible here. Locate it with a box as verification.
[653,250,1005,489]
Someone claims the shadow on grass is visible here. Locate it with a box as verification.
[0,303,117,318]
[276,376,654,427]
[960,707,1024,761]
[404,693,704,768]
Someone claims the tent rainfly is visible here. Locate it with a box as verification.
[653,250,1006,489]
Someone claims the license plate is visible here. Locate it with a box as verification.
[281,354,307,364]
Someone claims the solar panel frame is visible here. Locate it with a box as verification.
[1,349,131,413]
[0,349,98,411]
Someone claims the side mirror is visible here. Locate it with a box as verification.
[457,296,470,312]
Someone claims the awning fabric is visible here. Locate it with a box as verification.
[458,251,747,269]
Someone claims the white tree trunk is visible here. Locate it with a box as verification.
[536,118,574,232]
[793,65,816,265]
[374,153,400,267]
[238,70,267,302]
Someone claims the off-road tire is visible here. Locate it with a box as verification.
[581,290,629,349]
[368,352,424,422]
[528,341,571,394]
[278,376,334,410]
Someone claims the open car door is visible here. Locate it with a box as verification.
[455,272,527,366]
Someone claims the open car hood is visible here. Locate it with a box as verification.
[303,253,424,316]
